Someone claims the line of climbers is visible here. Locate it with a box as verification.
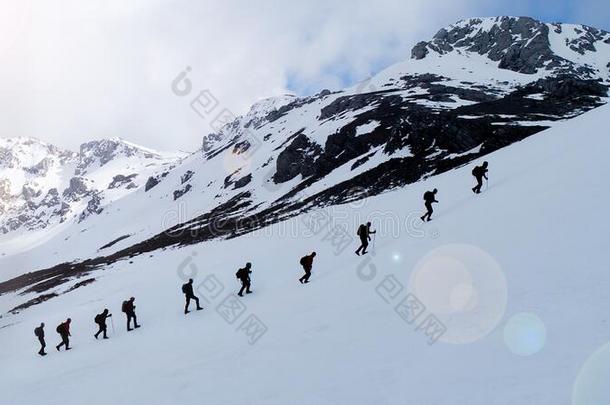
[33,162,489,356]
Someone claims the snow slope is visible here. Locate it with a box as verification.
[1,103,609,405]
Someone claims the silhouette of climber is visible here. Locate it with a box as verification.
[34,322,46,356]
[122,297,140,331]
[182,279,203,314]
[299,252,317,284]
[472,161,489,194]
[55,318,72,351]
[236,263,253,297]
[355,222,376,256]
[420,189,438,222]
[94,309,112,339]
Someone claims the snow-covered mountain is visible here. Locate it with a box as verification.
[1,15,610,405]
[0,137,185,235]
[1,95,609,405]
[0,15,609,310]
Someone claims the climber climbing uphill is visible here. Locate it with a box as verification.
[472,161,489,194]
[34,323,46,356]
[55,318,72,351]
[299,252,316,284]
[94,309,112,340]
[355,222,376,256]
[182,278,203,314]
[236,262,253,297]
[420,189,438,222]
[122,297,140,331]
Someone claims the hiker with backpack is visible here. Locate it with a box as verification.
[182,278,203,314]
[236,263,253,297]
[420,189,438,222]
[472,161,489,194]
[34,323,46,356]
[355,222,376,256]
[122,297,140,331]
[94,309,112,340]
[55,318,72,351]
[299,252,317,284]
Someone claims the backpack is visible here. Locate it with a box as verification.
[235,270,241,279]
[34,327,42,337]
[56,324,63,334]
[122,301,129,313]
[95,314,104,324]
[182,284,188,294]
[299,256,307,266]
[357,225,365,236]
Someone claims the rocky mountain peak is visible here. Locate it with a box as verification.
[411,16,610,78]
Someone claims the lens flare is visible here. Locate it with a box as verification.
[223,149,251,175]
[503,313,546,356]
[573,341,610,405]
[407,244,507,344]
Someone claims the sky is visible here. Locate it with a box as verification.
[0,0,608,152]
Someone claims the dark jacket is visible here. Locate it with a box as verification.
[123,301,136,314]
[236,267,252,281]
[57,322,70,336]
[300,254,314,269]
[34,326,44,338]
[472,165,488,179]
[182,283,194,296]
[423,191,438,203]
[95,312,110,325]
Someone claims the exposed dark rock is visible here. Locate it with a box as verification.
[40,189,60,208]
[100,234,132,250]
[181,170,194,185]
[65,278,95,292]
[173,184,192,200]
[202,132,225,152]
[233,174,252,189]
[233,140,251,155]
[108,174,138,189]
[273,134,323,183]
[62,177,89,201]
[224,170,240,189]
[56,202,70,218]
[9,293,58,314]
[320,92,387,121]
[21,185,41,201]
[79,193,103,223]
[145,176,161,191]
[411,41,429,59]
[76,139,157,176]
[25,157,53,176]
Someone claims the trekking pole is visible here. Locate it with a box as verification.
[110,316,115,336]
[486,175,489,192]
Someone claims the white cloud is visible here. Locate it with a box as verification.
[0,0,573,152]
